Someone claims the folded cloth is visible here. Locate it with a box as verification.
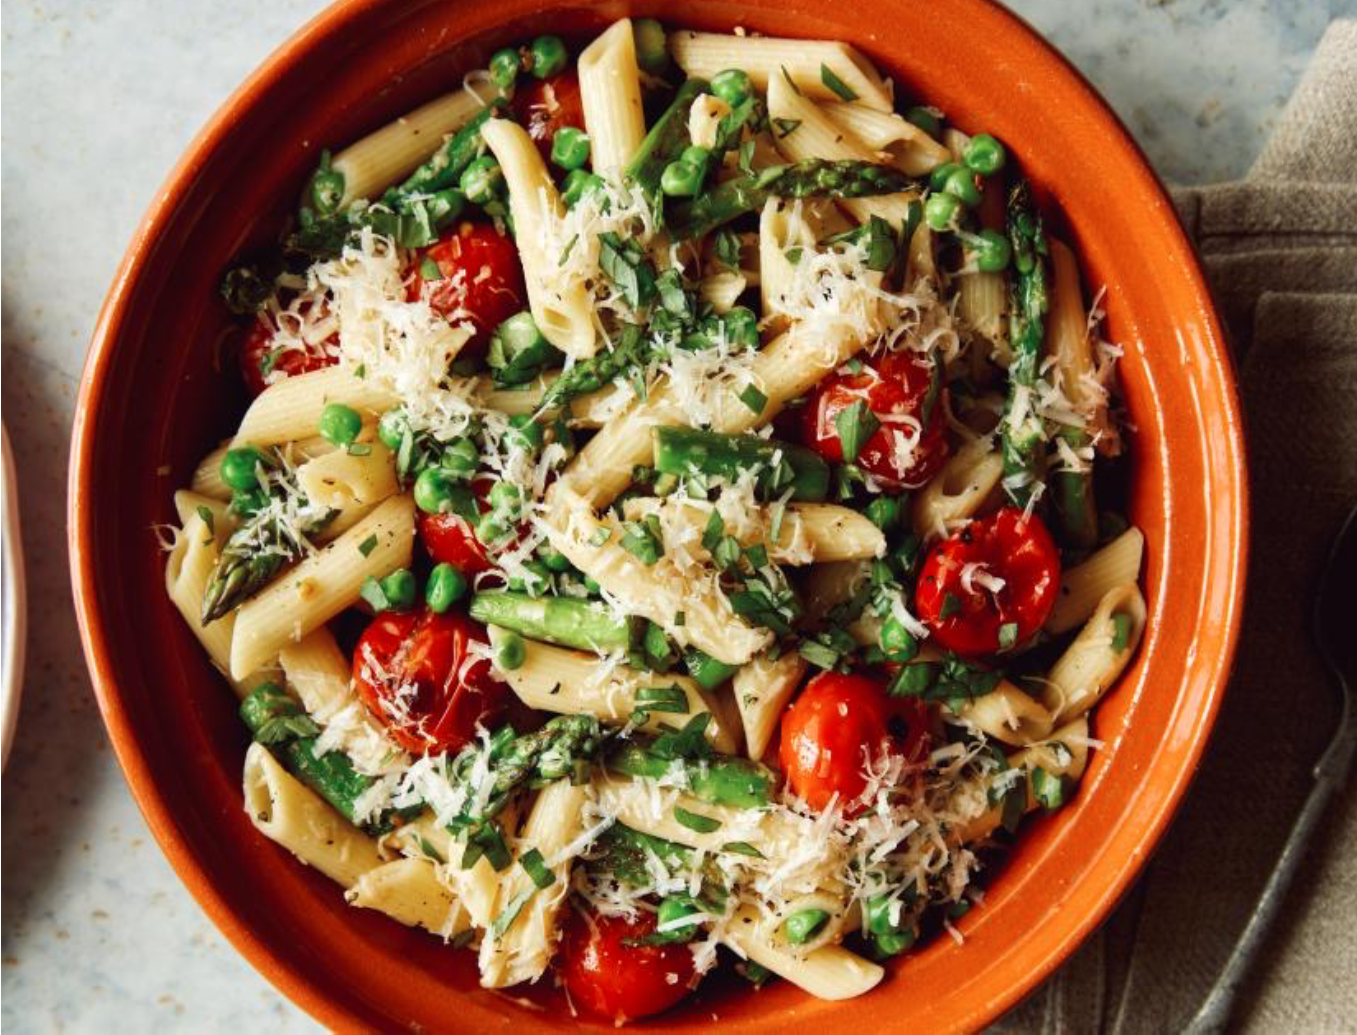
[990,18,1357,1035]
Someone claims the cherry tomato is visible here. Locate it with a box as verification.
[779,672,930,814]
[407,221,527,358]
[559,909,697,1023]
[800,350,949,489]
[238,315,337,396]
[352,608,508,755]
[510,71,587,164]
[915,507,1061,656]
[415,476,499,575]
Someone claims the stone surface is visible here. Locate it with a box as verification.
[0,1,1344,1029]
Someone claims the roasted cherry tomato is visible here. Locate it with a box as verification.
[417,510,493,576]
[238,315,337,396]
[352,608,508,755]
[407,221,527,358]
[779,672,930,814]
[559,909,697,1023]
[510,70,587,164]
[915,507,1061,656]
[800,350,949,489]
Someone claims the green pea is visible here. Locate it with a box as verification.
[880,616,918,660]
[549,127,591,171]
[488,480,522,513]
[561,168,605,209]
[632,18,668,73]
[460,155,504,205]
[529,35,567,79]
[941,165,982,208]
[928,161,964,193]
[507,414,545,453]
[871,928,915,958]
[495,630,526,670]
[711,68,752,106]
[538,544,572,573]
[583,575,601,594]
[228,487,268,517]
[679,144,710,170]
[309,167,345,216]
[660,159,704,197]
[962,133,1006,176]
[379,568,418,610]
[782,908,830,945]
[476,511,510,545]
[864,496,901,531]
[863,894,896,936]
[318,402,362,446]
[425,562,467,613]
[441,437,480,478]
[971,228,1012,272]
[377,408,410,452]
[413,467,457,514]
[508,560,551,596]
[489,47,521,91]
[904,106,942,139]
[653,896,702,943]
[221,447,267,492]
[498,310,545,357]
[924,191,963,232]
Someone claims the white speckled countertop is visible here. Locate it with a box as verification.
[0,1,1347,1030]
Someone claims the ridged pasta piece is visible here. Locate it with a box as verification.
[1048,238,1098,411]
[911,439,1005,540]
[478,780,586,988]
[767,72,918,228]
[1042,583,1147,722]
[346,857,469,937]
[699,270,750,314]
[295,440,398,540]
[671,31,893,111]
[242,742,383,887]
[1047,527,1145,634]
[757,890,855,960]
[759,197,820,326]
[733,651,808,762]
[192,435,341,501]
[233,367,398,448]
[479,119,596,358]
[955,682,1055,746]
[229,494,415,679]
[485,626,739,753]
[328,88,487,209]
[822,101,951,176]
[473,374,629,427]
[173,490,235,536]
[577,19,646,176]
[724,905,884,1000]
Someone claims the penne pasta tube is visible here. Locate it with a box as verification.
[671,31,893,111]
[474,374,630,428]
[295,440,399,540]
[479,118,597,358]
[724,905,884,1000]
[733,651,809,762]
[955,681,1056,746]
[242,741,383,887]
[229,495,415,680]
[233,367,398,448]
[577,19,646,177]
[911,439,1005,540]
[700,270,751,314]
[346,857,470,937]
[192,436,341,501]
[329,88,487,209]
[1046,527,1145,634]
[822,101,951,176]
[1042,583,1147,722]
[173,490,235,536]
[485,627,739,753]
[760,889,855,959]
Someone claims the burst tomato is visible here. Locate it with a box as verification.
[915,507,1061,656]
[559,909,697,1023]
[510,71,587,164]
[417,510,492,575]
[800,350,949,489]
[238,315,337,396]
[779,672,931,814]
[352,608,508,755]
[407,221,526,358]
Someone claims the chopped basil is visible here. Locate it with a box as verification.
[359,575,390,611]
[196,505,215,537]
[710,534,743,571]
[743,543,769,571]
[798,638,841,671]
[713,229,743,271]
[737,383,768,415]
[260,346,284,377]
[489,886,536,938]
[769,497,788,544]
[834,400,880,463]
[416,835,445,864]
[784,246,804,266]
[1110,612,1132,653]
[888,661,937,697]
[354,363,366,379]
[772,117,801,139]
[820,63,859,102]
[674,805,721,834]
[636,685,690,714]
[559,233,579,266]
[701,508,725,552]
[419,255,443,281]
[721,841,764,858]
[461,821,511,871]
[674,611,685,626]
[1031,766,1070,811]
[518,847,556,889]
[939,591,962,619]
[589,525,612,547]
[997,621,1019,649]
[620,515,664,565]
[597,231,657,309]
[357,533,379,558]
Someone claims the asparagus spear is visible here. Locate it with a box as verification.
[607,739,775,809]
[651,426,830,501]
[470,591,643,653]
[624,78,711,210]
[594,823,694,885]
[239,685,408,833]
[683,648,738,690]
[536,323,650,414]
[1052,426,1098,551]
[394,103,501,196]
[668,159,916,239]
[1000,180,1050,509]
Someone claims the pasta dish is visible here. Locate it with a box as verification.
[163,19,1146,1023]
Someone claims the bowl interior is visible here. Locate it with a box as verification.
[72,0,1246,1030]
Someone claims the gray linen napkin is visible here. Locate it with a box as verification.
[990,18,1357,1035]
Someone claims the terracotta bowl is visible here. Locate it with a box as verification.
[70,0,1248,1030]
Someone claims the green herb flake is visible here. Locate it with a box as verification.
[419,255,444,281]
[701,508,725,552]
[347,442,372,456]
[772,117,802,139]
[196,505,215,537]
[674,611,686,626]
[940,592,962,619]
[784,246,804,266]
[780,66,803,96]
[834,399,881,463]
[416,835,446,864]
[636,685,690,714]
[997,621,1019,649]
[559,233,579,266]
[357,533,379,558]
[359,574,390,611]
[354,363,366,379]
[713,229,743,271]
[737,383,768,415]
[490,886,537,938]
[721,841,764,858]
[1111,612,1132,653]
[798,638,841,671]
[674,806,721,834]
[589,525,613,547]
[518,847,556,889]
[820,63,859,102]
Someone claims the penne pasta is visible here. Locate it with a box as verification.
[733,651,809,762]
[233,367,397,448]
[577,20,646,177]
[1047,526,1145,634]
[1042,583,1147,722]
[912,439,1005,540]
[724,905,884,999]
[955,681,1056,746]
[296,440,399,540]
[822,101,951,176]
[346,857,470,937]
